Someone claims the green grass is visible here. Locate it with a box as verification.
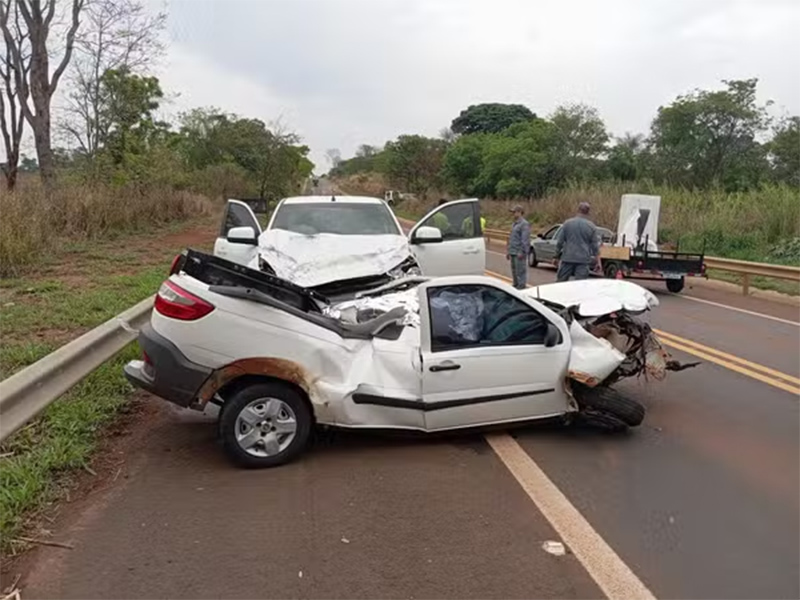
[0,269,165,343]
[0,348,137,550]
[0,214,218,552]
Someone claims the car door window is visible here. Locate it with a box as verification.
[220,202,260,237]
[542,226,560,241]
[419,203,479,240]
[427,285,550,352]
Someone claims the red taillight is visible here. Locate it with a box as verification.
[169,253,183,275]
[154,281,215,321]
[142,351,152,365]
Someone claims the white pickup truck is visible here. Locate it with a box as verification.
[213,195,487,295]
[124,249,696,468]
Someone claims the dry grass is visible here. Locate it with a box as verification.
[0,180,213,277]
[387,181,800,264]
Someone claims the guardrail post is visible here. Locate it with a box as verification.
[742,273,750,296]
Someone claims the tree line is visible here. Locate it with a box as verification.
[0,0,313,197]
[330,80,799,198]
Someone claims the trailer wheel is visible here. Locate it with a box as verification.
[603,261,621,279]
[666,277,685,293]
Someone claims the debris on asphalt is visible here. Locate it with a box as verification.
[1,588,20,600]
[340,537,350,544]
[298,571,303,579]
[542,541,567,556]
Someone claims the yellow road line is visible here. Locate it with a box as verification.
[486,433,656,600]
[654,329,800,386]
[484,269,800,396]
[657,337,800,396]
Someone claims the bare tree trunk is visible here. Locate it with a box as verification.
[0,0,28,191]
[1,0,85,191]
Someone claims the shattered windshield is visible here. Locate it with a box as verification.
[271,203,402,236]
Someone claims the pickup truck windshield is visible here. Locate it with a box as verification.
[271,203,401,236]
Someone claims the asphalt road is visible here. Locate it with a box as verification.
[14,226,800,599]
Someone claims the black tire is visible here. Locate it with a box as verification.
[603,261,620,279]
[219,382,313,468]
[572,383,645,427]
[666,277,685,293]
[528,247,538,267]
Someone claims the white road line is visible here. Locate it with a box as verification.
[486,433,656,600]
[666,293,799,327]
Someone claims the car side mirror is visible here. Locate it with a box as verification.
[227,226,258,245]
[412,225,443,244]
[544,322,561,348]
[536,232,544,239]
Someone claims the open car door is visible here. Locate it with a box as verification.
[408,199,485,276]
[417,277,572,431]
[213,199,263,266]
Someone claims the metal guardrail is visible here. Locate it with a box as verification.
[0,296,154,443]
[481,227,799,295]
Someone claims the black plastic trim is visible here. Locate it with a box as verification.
[352,388,554,412]
[124,325,212,407]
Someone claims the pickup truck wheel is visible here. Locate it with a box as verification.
[528,248,538,268]
[219,383,312,468]
[666,277,685,293]
[571,383,645,428]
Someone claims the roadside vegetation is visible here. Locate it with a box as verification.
[0,0,314,553]
[330,81,800,268]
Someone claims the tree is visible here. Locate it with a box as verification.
[549,103,609,178]
[443,119,566,198]
[175,107,313,199]
[383,134,447,196]
[649,78,771,190]
[0,0,86,189]
[356,144,377,157]
[769,116,800,187]
[606,133,645,181]
[0,0,28,190]
[325,148,341,168]
[97,67,165,166]
[61,0,165,158]
[451,103,536,135]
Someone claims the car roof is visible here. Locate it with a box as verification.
[279,195,385,205]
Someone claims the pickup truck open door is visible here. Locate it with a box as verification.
[213,199,263,266]
[408,199,486,276]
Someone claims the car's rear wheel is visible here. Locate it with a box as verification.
[666,277,685,293]
[571,383,645,429]
[528,248,538,267]
[219,382,313,468]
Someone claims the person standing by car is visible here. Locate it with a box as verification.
[554,202,601,282]
[506,204,531,289]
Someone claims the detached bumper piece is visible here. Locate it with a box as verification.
[124,325,212,407]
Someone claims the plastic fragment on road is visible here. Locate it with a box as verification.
[341,537,350,544]
[542,540,567,556]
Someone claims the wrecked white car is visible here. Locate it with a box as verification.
[125,250,695,468]
[212,196,487,296]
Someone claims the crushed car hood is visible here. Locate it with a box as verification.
[523,279,659,315]
[250,229,413,288]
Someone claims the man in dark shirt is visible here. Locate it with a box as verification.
[554,202,601,282]
[506,204,531,289]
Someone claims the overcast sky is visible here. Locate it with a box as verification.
[7,0,800,168]
[153,0,799,169]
